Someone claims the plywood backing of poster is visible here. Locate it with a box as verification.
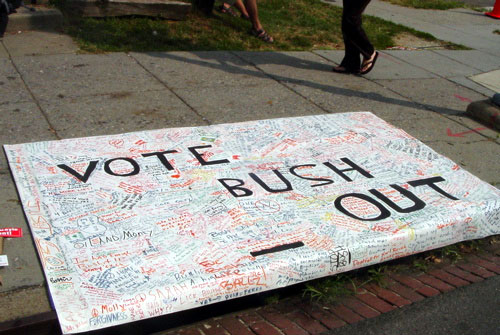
[4,112,500,334]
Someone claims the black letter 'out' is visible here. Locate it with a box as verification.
[334,193,390,221]
[408,177,458,200]
[369,184,426,213]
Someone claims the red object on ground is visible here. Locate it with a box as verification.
[0,227,23,238]
[486,0,500,19]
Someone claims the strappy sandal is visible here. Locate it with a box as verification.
[217,3,238,17]
[251,28,274,43]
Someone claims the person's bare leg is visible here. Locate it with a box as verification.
[243,0,262,31]
[243,0,273,42]
[233,0,249,18]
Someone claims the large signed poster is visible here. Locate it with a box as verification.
[4,112,499,334]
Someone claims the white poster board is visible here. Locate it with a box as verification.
[4,112,499,333]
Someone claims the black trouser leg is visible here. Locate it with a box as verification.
[339,0,374,71]
[341,33,362,71]
[0,10,8,38]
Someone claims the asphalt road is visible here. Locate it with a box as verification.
[324,276,500,335]
[456,0,496,7]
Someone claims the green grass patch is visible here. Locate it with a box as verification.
[380,0,466,10]
[56,0,452,53]
[303,265,389,303]
[302,238,490,303]
[403,239,485,273]
[263,293,281,305]
[303,274,356,303]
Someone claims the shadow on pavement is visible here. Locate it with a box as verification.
[144,51,467,116]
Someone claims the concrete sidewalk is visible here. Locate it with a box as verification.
[325,0,500,95]
[0,0,499,333]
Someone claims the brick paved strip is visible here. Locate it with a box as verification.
[327,304,364,324]
[238,312,264,325]
[355,292,396,313]
[203,320,227,335]
[258,310,297,330]
[273,298,302,314]
[342,297,381,319]
[467,255,500,274]
[310,309,346,330]
[456,262,495,278]
[258,310,309,335]
[428,269,469,287]
[442,265,483,283]
[390,274,440,297]
[250,321,282,335]
[297,304,346,329]
[280,326,309,335]
[476,253,500,265]
[416,274,455,293]
[164,327,203,335]
[385,279,425,303]
[365,284,412,307]
[220,317,254,335]
[288,311,328,334]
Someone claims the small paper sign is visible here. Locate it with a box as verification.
[0,255,8,267]
[0,228,23,238]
